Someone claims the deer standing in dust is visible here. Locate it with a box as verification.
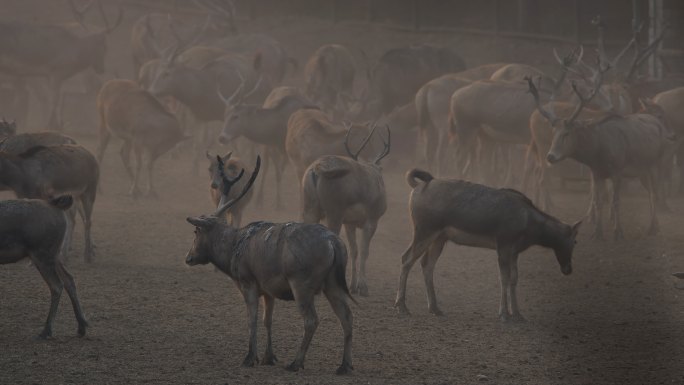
[185,156,355,374]
[394,169,581,320]
[0,196,89,338]
[301,125,390,296]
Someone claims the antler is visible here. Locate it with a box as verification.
[373,125,391,164]
[625,24,669,81]
[344,122,378,161]
[214,155,261,218]
[217,70,246,106]
[525,76,559,124]
[68,0,95,29]
[567,58,611,124]
[95,0,123,34]
[551,45,584,92]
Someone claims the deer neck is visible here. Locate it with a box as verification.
[533,212,570,250]
[208,225,239,278]
[568,125,601,166]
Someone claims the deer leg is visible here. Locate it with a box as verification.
[241,287,260,367]
[96,127,111,167]
[286,287,318,372]
[55,260,88,336]
[274,149,285,210]
[145,152,159,199]
[591,175,605,240]
[422,124,438,171]
[344,224,359,294]
[261,295,277,365]
[129,145,143,198]
[357,221,377,297]
[508,253,525,322]
[32,258,63,339]
[421,234,447,316]
[46,77,63,130]
[496,247,513,322]
[60,206,76,261]
[611,177,624,241]
[436,132,450,176]
[521,143,535,195]
[646,171,660,235]
[80,193,95,263]
[394,230,439,315]
[119,141,134,180]
[324,283,354,375]
[677,144,684,195]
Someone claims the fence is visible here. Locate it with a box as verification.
[121,0,684,77]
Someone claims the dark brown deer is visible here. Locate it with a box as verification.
[0,196,88,338]
[301,126,390,296]
[185,156,355,374]
[304,44,356,115]
[394,169,580,320]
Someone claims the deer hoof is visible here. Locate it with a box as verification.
[613,229,625,241]
[335,362,353,375]
[509,313,527,323]
[241,353,258,367]
[285,361,303,372]
[77,323,88,337]
[429,307,445,317]
[395,302,411,316]
[261,353,277,366]
[357,285,369,297]
[498,312,511,323]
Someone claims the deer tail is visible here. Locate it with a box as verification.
[406,168,434,188]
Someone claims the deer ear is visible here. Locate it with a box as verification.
[571,220,582,238]
[222,151,233,162]
[206,151,213,160]
[187,216,215,228]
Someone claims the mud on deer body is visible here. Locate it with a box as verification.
[395,169,580,320]
[185,155,355,374]
[301,124,390,296]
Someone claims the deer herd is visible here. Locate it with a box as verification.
[1,0,683,376]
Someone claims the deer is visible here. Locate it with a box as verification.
[285,108,382,184]
[414,64,509,173]
[185,155,355,374]
[96,79,189,198]
[301,125,390,296]
[529,58,675,240]
[0,195,89,338]
[130,1,237,74]
[447,48,582,184]
[394,169,582,322]
[394,169,580,320]
[650,87,684,195]
[0,144,99,262]
[206,151,252,226]
[304,44,357,116]
[217,83,315,209]
[0,0,122,129]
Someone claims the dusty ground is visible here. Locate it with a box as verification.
[2,3,684,385]
[1,133,684,385]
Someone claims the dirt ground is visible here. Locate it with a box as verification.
[2,3,684,385]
